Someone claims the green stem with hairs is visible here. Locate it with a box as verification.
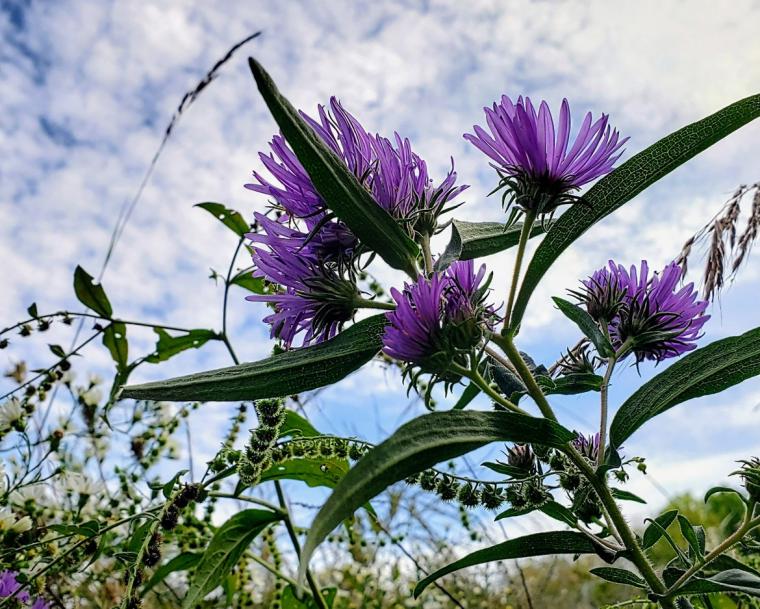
[503,210,537,334]
[449,362,527,415]
[354,297,396,311]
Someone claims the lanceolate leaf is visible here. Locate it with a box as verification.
[511,94,760,329]
[610,327,760,447]
[73,265,113,318]
[552,297,614,357]
[182,509,280,609]
[452,382,480,410]
[195,202,250,237]
[121,314,386,402]
[642,509,678,549]
[434,220,551,272]
[676,569,760,597]
[414,531,603,597]
[298,410,574,584]
[248,58,419,276]
[590,567,647,589]
[145,328,220,364]
[259,458,349,490]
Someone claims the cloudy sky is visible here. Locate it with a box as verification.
[2,0,760,531]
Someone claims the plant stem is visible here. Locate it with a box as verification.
[493,334,557,421]
[274,482,329,609]
[449,362,526,415]
[354,297,396,311]
[664,501,759,598]
[503,210,536,334]
[597,356,616,468]
[420,231,434,276]
[565,444,669,602]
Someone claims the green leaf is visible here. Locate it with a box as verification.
[452,382,480,410]
[73,265,112,318]
[280,410,320,438]
[610,488,647,504]
[143,552,201,593]
[541,373,603,396]
[298,410,575,583]
[676,569,760,597]
[677,515,703,561]
[481,461,529,478]
[248,58,419,276]
[704,485,746,503]
[121,314,387,402]
[511,94,760,329]
[260,458,349,490]
[195,202,250,237]
[102,322,128,371]
[230,269,268,294]
[590,567,647,589]
[48,344,66,358]
[182,509,280,609]
[27,303,39,319]
[414,531,604,597]
[145,328,219,364]
[642,509,679,549]
[495,501,577,527]
[610,327,760,447]
[434,220,551,272]
[552,297,614,357]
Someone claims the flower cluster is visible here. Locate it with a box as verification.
[574,260,710,363]
[246,98,467,348]
[383,260,497,377]
[465,96,626,218]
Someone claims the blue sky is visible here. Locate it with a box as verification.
[1,0,760,530]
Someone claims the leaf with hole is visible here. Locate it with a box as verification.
[121,314,386,402]
[196,202,250,237]
[249,58,419,276]
[145,328,220,364]
[298,410,575,584]
[511,94,760,329]
[73,265,112,318]
[610,327,760,447]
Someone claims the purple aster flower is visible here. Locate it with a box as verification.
[383,260,495,373]
[246,97,373,220]
[575,260,710,363]
[573,433,601,462]
[370,133,467,232]
[31,598,51,609]
[465,96,627,216]
[0,570,30,603]
[247,213,359,348]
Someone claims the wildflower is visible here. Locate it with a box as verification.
[0,509,32,534]
[506,444,536,475]
[383,260,496,374]
[0,571,29,603]
[573,433,601,462]
[734,457,760,503]
[0,398,25,432]
[465,96,626,217]
[573,260,710,362]
[247,214,359,348]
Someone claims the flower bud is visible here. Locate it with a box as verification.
[736,458,760,502]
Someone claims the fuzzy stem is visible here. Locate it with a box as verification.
[597,357,616,468]
[493,334,557,421]
[449,362,526,415]
[420,231,434,276]
[503,210,536,334]
[664,501,759,598]
[354,297,396,311]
